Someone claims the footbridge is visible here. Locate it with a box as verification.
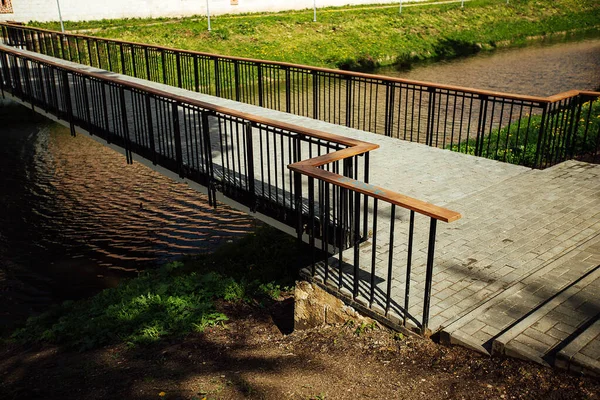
[1,24,600,376]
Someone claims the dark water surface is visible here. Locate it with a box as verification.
[0,102,255,330]
[378,38,600,97]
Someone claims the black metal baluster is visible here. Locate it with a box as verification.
[421,218,438,334]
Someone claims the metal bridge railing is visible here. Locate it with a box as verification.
[2,22,599,169]
[0,44,461,334]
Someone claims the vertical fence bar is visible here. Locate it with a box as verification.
[534,105,548,169]
[172,101,184,176]
[404,210,415,326]
[421,218,438,334]
[245,121,256,210]
[385,205,396,316]
[353,190,361,298]
[294,171,303,241]
[118,86,132,163]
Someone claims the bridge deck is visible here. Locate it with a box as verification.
[4,45,600,375]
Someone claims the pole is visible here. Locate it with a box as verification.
[399,0,402,14]
[313,0,317,22]
[56,0,65,32]
[206,0,211,31]
[461,0,464,8]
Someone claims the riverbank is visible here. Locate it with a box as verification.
[3,227,600,399]
[29,0,600,71]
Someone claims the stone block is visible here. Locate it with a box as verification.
[294,280,374,330]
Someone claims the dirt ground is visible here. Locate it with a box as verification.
[1,298,599,400]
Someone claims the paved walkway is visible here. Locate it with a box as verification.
[7,46,600,375]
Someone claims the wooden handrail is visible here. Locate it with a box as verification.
[0,43,462,223]
[3,22,599,105]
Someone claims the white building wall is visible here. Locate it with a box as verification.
[0,0,425,23]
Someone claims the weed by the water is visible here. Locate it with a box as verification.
[11,226,311,350]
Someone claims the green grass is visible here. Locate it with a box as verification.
[29,0,600,70]
[10,226,310,350]
[449,100,600,166]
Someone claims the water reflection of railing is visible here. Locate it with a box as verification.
[2,23,599,168]
[0,45,461,334]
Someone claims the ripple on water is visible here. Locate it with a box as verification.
[0,102,256,330]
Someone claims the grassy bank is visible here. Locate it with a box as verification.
[9,226,311,350]
[30,0,600,71]
[449,100,600,166]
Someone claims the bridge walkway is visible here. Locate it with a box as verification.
[2,45,600,376]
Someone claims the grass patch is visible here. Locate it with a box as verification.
[10,226,311,350]
[449,100,600,166]
[28,0,600,70]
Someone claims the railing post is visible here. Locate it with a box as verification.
[234,61,240,101]
[161,51,167,85]
[101,82,111,143]
[308,176,316,275]
[312,70,319,120]
[294,170,303,241]
[37,64,48,113]
[404,210,415,326]
[385,204,396,316]
[118,86,133,163]
[48,66,59,114]
[62,69,76,137]
[565,96,581,161]
[107,42,114,71]
[362,152,369,239]
[59,34,66,60]
[426,87,436,147]
[50,32,57,58]
[353,190,361,298]
[86,38,92,67]
[171,101,184,177]
[345,75,353,128]
[119,43,126,75]
[144,47,151,81]
[145,95,157,164]
[285,66,291,113]
[176,51,182,88]
[193,55,200,92]
[74,37,82,64]
[257,62,264,107]
[475,94,488,157]
[131,45,137,78]
[201,111,217,207]
[533,104,548,169]
[10,55,23,97]
[421,217,438,335]
[81,77,92,134]
[244,121,256,211]
[22,59,35,110]
[214,57,220,97]
[384,82,395,137]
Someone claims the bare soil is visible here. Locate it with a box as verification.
[1,298,599,400]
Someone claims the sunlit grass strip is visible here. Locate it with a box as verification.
[29,0,600,70]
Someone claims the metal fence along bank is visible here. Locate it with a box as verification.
[2,23,599,169]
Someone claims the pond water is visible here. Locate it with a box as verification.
[0,101,255,331]
[377,38,600,97]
